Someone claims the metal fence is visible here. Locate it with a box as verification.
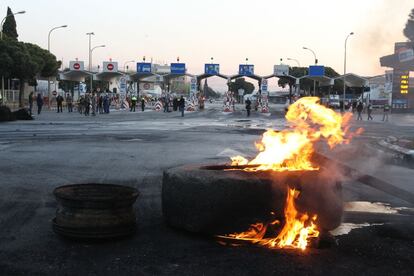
[2,90,20,103]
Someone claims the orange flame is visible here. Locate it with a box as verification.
[231,97,359,171]
[218,188,319,251]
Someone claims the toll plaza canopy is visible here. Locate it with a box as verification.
[299,75,333,86]
[94,71,124,81]
[196,73,228,82]
[59,70,92,82]
[334,73,369,87]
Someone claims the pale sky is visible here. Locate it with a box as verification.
[1,0,413,91]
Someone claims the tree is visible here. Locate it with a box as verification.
[2,7,18,41]
[0,38,61,106]
[229,78,255,95]
[403,8,414,42]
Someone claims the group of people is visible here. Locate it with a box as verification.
[128,96,145,112]
[28,92,44,115]
[77,92,112,116]
[161,95,186,117]
[354,101,391,122]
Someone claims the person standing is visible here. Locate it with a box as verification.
[356,102,363,120]
[245,98,252,117]
[103,94,110,114]
[66,93,73,113]
[36,93,43,115]
[367,102,373,120]
[56,94,64,113]
[163,95,169,113]
[28,92,34,115]
[91,92,97,116]
[130,95,137,112]
[84,93,91,116]
[179,96,185,117]
[141,97,146,112]
[382,103,390,122]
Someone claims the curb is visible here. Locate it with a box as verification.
[378,139,414,166]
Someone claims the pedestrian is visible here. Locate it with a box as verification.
[352,101,357,113]
[84,93,90,116]
[28,91,34,115]
[36,93,43,115]
[382,103,390,122]
[98,94,103,114]
[66,93,73,113]
[179,96,185,117]
[130,95,137,112]
[141,97,146,112]
[78,96,85,114]
[356,101,363,120]
[91,92,97,116]
[163,95,170,113]
[56,94,64,113]
[245,98,252,117]
[367,102,373,120]
[103,94,110,114]
[173,97,178,111]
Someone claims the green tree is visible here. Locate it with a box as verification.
[229,78,255,95]
[403,8,414,41]
[0,39,61,106]
[2,7,18,41]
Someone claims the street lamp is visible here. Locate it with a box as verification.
[123,60,135,72]
[303,46,318,96]
[1,10,26,104]
[343,32,354,112]
[287,58,300,67]
[89,44,105,92]
[48,25,68,105]
[86,32,95,72]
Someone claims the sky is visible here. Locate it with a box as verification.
[1,0,413,91]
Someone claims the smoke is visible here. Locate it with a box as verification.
[353,0,411,74]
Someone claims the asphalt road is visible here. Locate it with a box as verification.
[0,104,413,275]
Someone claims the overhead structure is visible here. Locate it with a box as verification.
[59,61,92,82]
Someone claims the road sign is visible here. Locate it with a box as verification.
[204,64,220,75]
[119,77,127,96]
[190,77,197,93]
[309,65,325,76]
[239,64,254,76]
[261,78,268,92]
[137,62,152,73]
[70,61,84,71]
[274,65,289,76]
[170,63,186,74]
[103,62,118,72]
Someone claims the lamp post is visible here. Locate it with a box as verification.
[343,32,354,112]
[48,25,68,106]
[89,44,105,92]
[287,57,300,67]
[1,10,26,104]
[303,46,318,96]
[123,60,135,72]
[86,32,95,73]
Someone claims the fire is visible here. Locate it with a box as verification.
[218,188,319,251]
[231,97,356,171]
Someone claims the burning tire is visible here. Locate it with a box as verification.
[53,184,139,239]
[162,164,343,235]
